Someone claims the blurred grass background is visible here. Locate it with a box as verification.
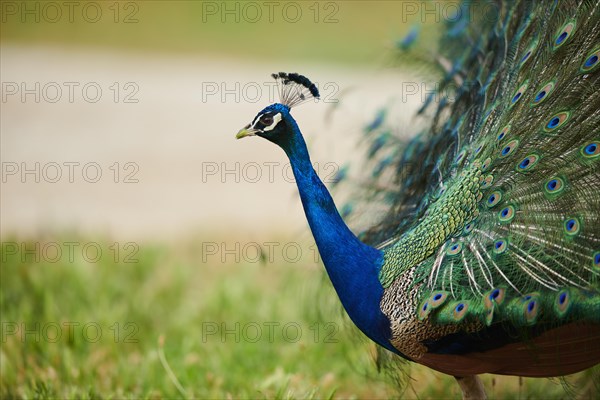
[1,1,598,399]
[2,236,596,399]
[1,0,440,64]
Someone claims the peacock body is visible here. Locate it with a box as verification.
[235,0,600,397]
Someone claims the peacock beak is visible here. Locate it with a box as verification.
[236,124,259,139]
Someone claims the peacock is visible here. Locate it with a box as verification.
[235,1,600,398]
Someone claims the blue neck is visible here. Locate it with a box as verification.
[281,124,397,354]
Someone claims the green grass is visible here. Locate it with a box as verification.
[1,235,597,399]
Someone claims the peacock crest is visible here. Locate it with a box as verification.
[271,72,320,108]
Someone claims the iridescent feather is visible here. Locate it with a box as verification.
[344,0,600,380]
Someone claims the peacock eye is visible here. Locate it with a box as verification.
[254,112,282,132]
[260,115,274,125]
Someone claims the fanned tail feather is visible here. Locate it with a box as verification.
[338,0,600,375]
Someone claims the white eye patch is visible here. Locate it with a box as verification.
[251,113,282,132]
[262,113,282,131]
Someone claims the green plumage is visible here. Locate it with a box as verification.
[380,164,482,287]
[343,0,600,369]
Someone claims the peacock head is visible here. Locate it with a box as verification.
[236,73,320,148]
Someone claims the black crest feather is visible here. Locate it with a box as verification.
[272,72,320,108]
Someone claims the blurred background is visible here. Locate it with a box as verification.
[1,1,589,398]
[2,0,434,241]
